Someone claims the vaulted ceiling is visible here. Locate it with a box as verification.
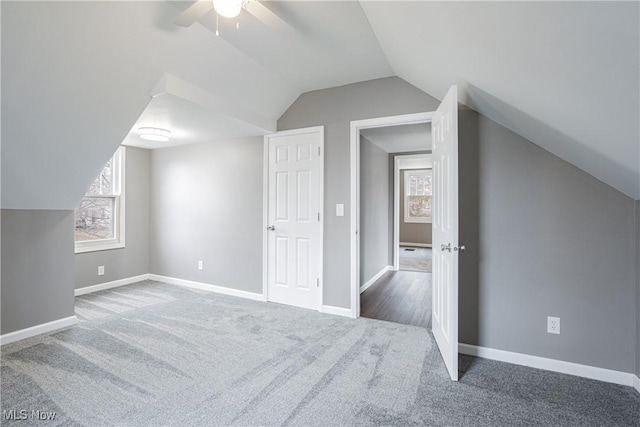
[2,1,638,210]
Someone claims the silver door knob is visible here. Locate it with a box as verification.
[454,245,466,253]
[441,243,451,253]
[267,225,276,231]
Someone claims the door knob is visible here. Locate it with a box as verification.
[441,243,451,253]
[267,225,276,231]
[454,245,466,253]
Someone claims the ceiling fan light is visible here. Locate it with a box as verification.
[213,0,243,18]
[138,127,171,142]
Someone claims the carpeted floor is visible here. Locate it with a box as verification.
[399,246,432,272]
[1,281,639,426]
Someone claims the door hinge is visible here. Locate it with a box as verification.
[316,278,320,288]
[317,147,321,156]
[318,212,320,222]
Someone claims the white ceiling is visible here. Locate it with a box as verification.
[177,0,394,93]
[122,93,270,150]
[2,1,639,209]
[361,123,431,153]
[360,1,640,199]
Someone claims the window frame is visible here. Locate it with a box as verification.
[75,147,126,253]
[403,168,432,224]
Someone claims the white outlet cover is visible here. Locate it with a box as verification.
[336,204,344,216]
[198,260,204,271]
[98,266,105,276]
[547,316,560,334]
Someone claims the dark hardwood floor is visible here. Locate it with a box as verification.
[360,270,432,328]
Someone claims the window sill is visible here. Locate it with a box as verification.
[75,242,125,254]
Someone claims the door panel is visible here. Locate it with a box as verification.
[432,85,460,381]
[266,128,323,310]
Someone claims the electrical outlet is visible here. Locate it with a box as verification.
[98,266,105,276]
[198,260,204,271]
[547,316,560,334]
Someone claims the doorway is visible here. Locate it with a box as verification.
[350,86,461,381]
[357,128,433,328]
[396,154,433,274]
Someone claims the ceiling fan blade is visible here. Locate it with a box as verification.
[174,0,213,27]
[245,1,294,33]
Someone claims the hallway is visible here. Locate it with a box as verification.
[360,270,431,328]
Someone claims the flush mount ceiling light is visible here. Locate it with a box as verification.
[137,127,171,142]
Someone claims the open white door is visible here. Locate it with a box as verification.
[432,85,460,381]
[264,127,324,311]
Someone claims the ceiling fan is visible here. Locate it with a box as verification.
[174,0,293,33]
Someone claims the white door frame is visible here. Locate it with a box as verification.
[350,112,433,318]
[262,126,325,311]
[393,153,432,270]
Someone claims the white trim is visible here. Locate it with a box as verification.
[459,343,637,387]
[351,112,434,318]
[74,274,150,296]
[359,265,392,294]
[321,305,354,318]
[393,157,400,270]
[262,126,325,311]
[400,242,432,248]
[75,242,125,254]
[0,316,78,346]
[634,375,640,394]
[395,153,432,270]
[149,274,263,301]
[75,147,126,254]
[317,126,325,312]
[262,137,269,302]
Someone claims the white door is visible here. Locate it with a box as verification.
[265,127,323,310]
[432,85,460,381]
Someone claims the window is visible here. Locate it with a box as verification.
[75,147,125,253]
[404,169,432,223]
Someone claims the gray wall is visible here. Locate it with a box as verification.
[1,210,75,334]
[279,77,440,307]
[459,109,637,373]
[279,77,638,373]
[149,137,263,294]
[360,136,391,285]
[636,200,640,377]
[75,147,150,289]
[399,169,432,245]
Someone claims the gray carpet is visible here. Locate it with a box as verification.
[1,280,639,426]
[399,246,432,272]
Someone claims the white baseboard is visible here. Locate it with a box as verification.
[400,242,432,248]
[75,274,150,296]
[634,375,640,394]
[321,305,354,318]
[359,265,392,294]
[0,316,78,346]
[459,343,636,388]
[148,274,263,302]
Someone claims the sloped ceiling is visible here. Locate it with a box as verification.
[360,1,640,199]
[1,1,295,209]
[2,1,639,210]
[1,0,393,209]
